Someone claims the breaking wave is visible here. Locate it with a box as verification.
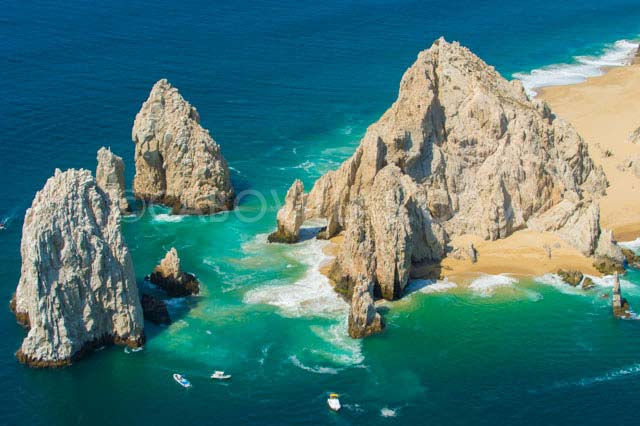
[514,39,639,96]
[469,274,517,297]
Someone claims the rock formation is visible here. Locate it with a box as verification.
[622,248,640,269]
[632,47,640,66]
[96,147,130,213]
[298,38,606,300]
[348,276,385,338]
[557,269,583,287]
[628,126,640,144]
[612,273,631,318]
[132,79,234,214]
[149,248,200,297]
[593,229,626,274]
[141,294,171,325]
[12,169,144,367]
[269,179,305,243]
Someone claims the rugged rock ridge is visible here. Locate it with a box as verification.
[268,179,305,243]
[348,276,385,338]
[12,169,144,367]
[96,147,130,213]
[149,248,200,297]
[297,38,607,301]
[132,79,234,214]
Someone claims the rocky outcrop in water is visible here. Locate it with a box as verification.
[12,169,144,367]
[622,248,640,269]
[96,147,130,213]
[132,79,234,214]
[269,179,305,243]
[593,229,626,274]
[348,276,385,338]
[557,269,584,287]
[149,248,200,297]
[612,273,631,318]
[299,38,606,300]
[141,294,171,325]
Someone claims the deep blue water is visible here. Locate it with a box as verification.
[1,1,640,425]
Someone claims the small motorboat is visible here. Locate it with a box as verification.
[210,370,232,380]
[327,393,341,411]
[173,373,192,388]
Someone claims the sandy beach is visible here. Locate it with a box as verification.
[540,63,640,241]
[320,61,640,284]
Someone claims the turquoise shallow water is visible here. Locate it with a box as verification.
[2,1,640,425]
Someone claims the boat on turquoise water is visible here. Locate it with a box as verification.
[327,393,341,411]
[210,371,232,380]
[173,373,192,388]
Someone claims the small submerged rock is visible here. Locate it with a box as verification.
[141,294,171,325]
[557,269,584,287]
[149,248,200,297]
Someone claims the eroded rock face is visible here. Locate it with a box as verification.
[13,169,144,367]
[269,179,305,243]
[348,276,385,338]
[132,79,234,214]
[304,38,606,300]
[149,248,200,297]
[612,274,631,318]
[96,147,130,213]
[141,294,171,325]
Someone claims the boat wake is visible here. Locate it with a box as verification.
[540,363,640,391]
[288,355,340,375]
[514,38,639,96]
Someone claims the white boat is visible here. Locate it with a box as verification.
[327,393,341,411]
[173,373,192,388]
[210,370,232,380]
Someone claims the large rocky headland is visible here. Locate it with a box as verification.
[11,169,144,367]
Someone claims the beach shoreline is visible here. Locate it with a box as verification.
[319,58,640,285]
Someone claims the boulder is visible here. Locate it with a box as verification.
[12,169,144,367]
[141,294,171,325]
[132,79,234,214]
[149,248,200,297]
[557,269,583,287]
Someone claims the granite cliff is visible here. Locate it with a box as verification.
[268,179,306,243]
[12,169,144,367]
[96,147,130,213]
[132,79,234,214]
[275,38,608,308]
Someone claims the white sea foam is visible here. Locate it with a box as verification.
[380,408,397,418]
[619,237,640,252]
[243,238,348,319]
[310,319,364,365]
[405,278,457,295]
[534,273,587,295]
[469,274,517,297]
[288,355,339,375]
[514,39,639,96]
[152,213,185,223]
[547,363,640,390]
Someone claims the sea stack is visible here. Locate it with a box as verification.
[296,38,607,301]
[269,179,305,243]
[348,276,385,338]
[11,169,144,367]
[149,248,200,297]
[593,229,626,274]
[96,147,130,213]
[132,79,234,214]
[612,273,631,318]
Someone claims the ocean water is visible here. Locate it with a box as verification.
[1,1,640,425]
